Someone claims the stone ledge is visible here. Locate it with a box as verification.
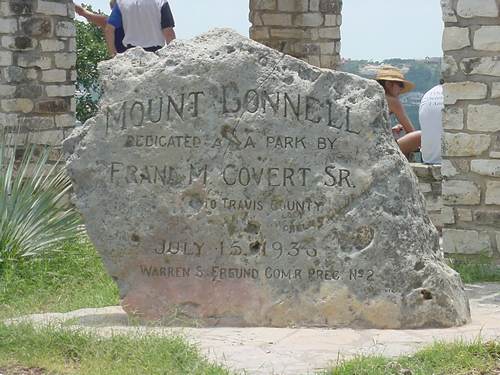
[410,163,442,181]
[411,163,443,228]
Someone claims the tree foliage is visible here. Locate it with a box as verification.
[75,6,109,123]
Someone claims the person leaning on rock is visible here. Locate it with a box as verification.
[105,0,176,56]
[375,66,421,159]
[419,79,444,164]
[74,1,127,53]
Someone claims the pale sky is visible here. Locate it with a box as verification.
[79,0,443,60]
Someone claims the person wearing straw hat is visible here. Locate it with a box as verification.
[375,65,421,158]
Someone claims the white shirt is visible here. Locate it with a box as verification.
[118,0,167,48]
[419,85,443,164]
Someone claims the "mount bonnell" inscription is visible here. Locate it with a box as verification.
[104,85,360,135]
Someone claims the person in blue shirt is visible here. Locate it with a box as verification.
[106,0,175,56]
[74,1,126,54]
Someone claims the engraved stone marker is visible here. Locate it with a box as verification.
[66,29,470,328]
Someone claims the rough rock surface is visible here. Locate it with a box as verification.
[65,29,470,328]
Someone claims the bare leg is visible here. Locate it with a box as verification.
[397,131,421,158]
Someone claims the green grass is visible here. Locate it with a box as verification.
[0,322,231,375]
[0,237,119,319]
[447,255,500,284]
[325,340,500,375]
[0,238,233,373]
[1,328,498,375]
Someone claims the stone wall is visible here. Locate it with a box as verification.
[249,0,342,69]
[411,164,444,230]
[0,0,76,146]
[441,0,500,259]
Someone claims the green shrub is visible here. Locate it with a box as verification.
[0,134,83,267]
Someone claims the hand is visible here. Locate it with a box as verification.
[392,124,404,135]
[74,4,88,17]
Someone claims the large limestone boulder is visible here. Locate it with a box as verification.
[66,29,470,328]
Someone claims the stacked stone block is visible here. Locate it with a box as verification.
[441,0,500,259]
[0,0,76,146]
[411,164,444,230]
[249,0,342,69]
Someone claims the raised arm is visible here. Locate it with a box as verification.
[75,4,108,29]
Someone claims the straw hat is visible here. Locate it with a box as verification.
[375,65,416,94]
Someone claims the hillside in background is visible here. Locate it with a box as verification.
[340,58,442,129]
